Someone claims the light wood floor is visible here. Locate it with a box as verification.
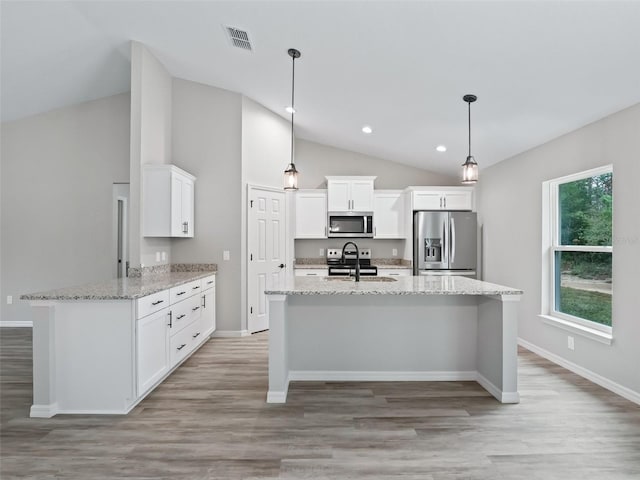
[1,328,639,479]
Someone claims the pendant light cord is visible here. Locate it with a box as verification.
[468,100,471,158]
[290,54,295,164]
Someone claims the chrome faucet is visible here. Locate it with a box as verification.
[341,241,360,282]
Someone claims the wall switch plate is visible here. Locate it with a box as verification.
[319,248,325,257]
[155,251,161,262]
[568,336,575,350]
[161,251,167,261]
[223,250,230,261]
[7,296,12,305]
[392,248,398,257]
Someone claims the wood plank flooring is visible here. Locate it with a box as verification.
[1,328,639,479]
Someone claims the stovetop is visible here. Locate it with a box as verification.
[326,248,372,266]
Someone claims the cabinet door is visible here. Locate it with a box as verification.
[442,191,473,211]
[412,191,444,210]
[295,191,327,238]
[294,268,328,277]
[374,192,404,238]
[350,180,374,211]
[378,268,412,277]
[201,287,216,337]
[137,308,170,396]
[181,178,194,237]
[327,180,351,211]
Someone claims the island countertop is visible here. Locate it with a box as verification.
[21,265,217,301]
[265,275,522,296]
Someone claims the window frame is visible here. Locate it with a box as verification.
[542,165,613,338]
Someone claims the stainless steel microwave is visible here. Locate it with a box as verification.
[327,212,374,238]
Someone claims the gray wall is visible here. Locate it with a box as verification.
[170,78,243,332]
[477,102,640,399]
[1,93,130,323]
[129,41,173,268]
[295,139,457,189]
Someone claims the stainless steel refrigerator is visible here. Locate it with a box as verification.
[413,211,477,276]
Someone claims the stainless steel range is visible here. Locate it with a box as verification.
[326,247,377,276]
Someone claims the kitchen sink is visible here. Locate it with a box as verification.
[324,276,398,282]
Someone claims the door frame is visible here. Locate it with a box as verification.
[246,184,293,333]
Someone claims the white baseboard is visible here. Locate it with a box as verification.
[211,329,250,338]
[476,372,520,403]
[288,370,477,382]
[30,403,58,418]
[1,321,33,328]
[266,391,288,403]
[518,337,640,406]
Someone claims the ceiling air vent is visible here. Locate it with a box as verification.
[225,26,253,51]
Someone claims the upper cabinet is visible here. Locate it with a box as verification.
[143,165,196,237]
[373,190,405,238]
[295,190,328,239]
[409,187,474,211]
[326,176,376,212]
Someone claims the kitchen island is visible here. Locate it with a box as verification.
[265,275,522,404]
[21,264,216,418]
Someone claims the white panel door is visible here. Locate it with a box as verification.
[374,191,404,238]
[327,180,350,211]
[350,180,374,211]
[295,190,327,238]
[248,188,286,333]
[181,178,194,237]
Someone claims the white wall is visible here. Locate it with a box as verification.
[477,103,640,401]
[295,139,457,189]
[129,41,173,268]
[170,78,243,333]
[0,93,130,324]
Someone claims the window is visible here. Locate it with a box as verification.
[543,166,613,337]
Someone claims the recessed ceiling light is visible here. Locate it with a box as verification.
[285,106,296,114]
[436,145,447,152]
[362,125,373,134]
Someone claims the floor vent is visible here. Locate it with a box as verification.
[225,26,253,51]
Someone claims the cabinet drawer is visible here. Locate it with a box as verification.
[170,295,201,335]
[294,268,328,277]
[189,317,206,348]
[137,290,170,319]
[201,275,216,290]
[378,268,413,277]
[169,279,201,304]
[169,323,194,367]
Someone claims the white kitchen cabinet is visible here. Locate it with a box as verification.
[374,190,405,238]
[326,176,376,212]
[378,268,412,277]
[143,164,196,237]
[295,268,328,277]
[409,187,474,211]
[201,275,216,336]
[295,190,327,238]
[136,307,171,396]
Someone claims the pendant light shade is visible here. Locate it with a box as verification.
[284,48,301,190]
[461,94,479,184]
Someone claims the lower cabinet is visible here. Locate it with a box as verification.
[378,268,413,277]
[137,307,171,396]
[295,268,328,277]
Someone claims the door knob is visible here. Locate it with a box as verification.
[278,263,285,269]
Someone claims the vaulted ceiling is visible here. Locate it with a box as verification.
[2,1,640,176]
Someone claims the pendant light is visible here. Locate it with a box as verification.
[461,94,479,184]
[284,48,301,190]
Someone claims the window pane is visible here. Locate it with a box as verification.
[554,251,612,326]
[559,173,612,246]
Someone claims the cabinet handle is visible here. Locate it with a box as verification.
[176,291,186,297]
[168,311,173,328]
[324,226,327,237]
[176,314,186,320]
[193,332,200,339]
[308,273,317,276]
[177,343,187,351]
[206,280,214,285]
[444,197,447,209]
[192,285,200,290]
[202,295,206,308]
[439,197,443,208]
[183,222,188,234]
[151,299,164,306]
[192,306,200,312]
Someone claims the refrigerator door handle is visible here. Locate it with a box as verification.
[450,217,456,265]
[442,218,448,264]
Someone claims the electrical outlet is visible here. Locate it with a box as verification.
[392,248,398,257]
[567,336,575,350]
[319,248,324,257]
[7,296,12,305]
[161,251,167,261]
[223,250,230,261]
[155,251,161,262]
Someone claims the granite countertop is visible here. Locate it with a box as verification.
[266,275,522,296]
[21,265,217,301]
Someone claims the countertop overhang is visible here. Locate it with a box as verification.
[265,275,522,296]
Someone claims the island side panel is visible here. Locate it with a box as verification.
[267,295,289,403]
[285,295,478,379]
[476,294,520,403]
[31,303,57,418]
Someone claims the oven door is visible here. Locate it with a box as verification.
[327,212,374,238]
